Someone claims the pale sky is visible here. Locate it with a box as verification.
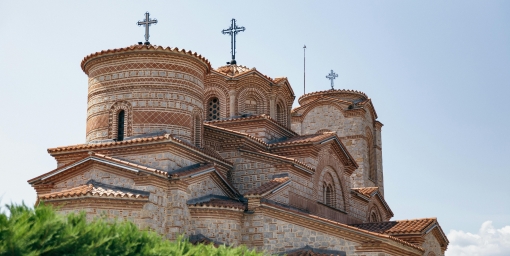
[1,1,509,255]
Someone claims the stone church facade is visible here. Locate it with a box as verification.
[28,44,448,255]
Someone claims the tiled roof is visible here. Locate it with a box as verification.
[28,152,169,184]
[168,163,215,178]
[205,114,297,136]
[239,149,315,173]
[351,187,379,198]
[188,198,246,210]
[213,65,275,82]
[298,89,368,104]
[39,184,148,200]
[215,64,251,76]
[244,176,290,196]
[273,77,287,83]
[81,44,211,74]
[269,133,335,147]
[351,218,437,235]
[46,134,231,166]
[204,123,269,147]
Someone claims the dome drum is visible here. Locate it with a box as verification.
[84,45,209,143]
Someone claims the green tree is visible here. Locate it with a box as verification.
[0,203,262,256]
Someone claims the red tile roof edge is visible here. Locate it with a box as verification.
[47,134,232,166]
[239,149,315,173]
[351,187,394,217]
[268,133,335,147]
[28,152,169,184]
[244,177,290,197]
[205,114,297,136]
[204,123,269,147]
[39,184,149,201]
[211,66,275,82]
[297,89,368,104]
[81,44,211,74]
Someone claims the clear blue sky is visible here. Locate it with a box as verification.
[1,1,509,252]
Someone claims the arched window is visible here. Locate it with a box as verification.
[323,184,335,207]
[245,97,257,114]
[369,207,381,222]
[276,103,285,125]
[194,115,201,147]
[370,212,378,222]
[117,110,125,141]
[207,97,220,121]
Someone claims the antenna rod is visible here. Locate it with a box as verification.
[303,45,306,94]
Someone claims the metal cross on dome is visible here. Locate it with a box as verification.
[137,12,158,44]
[326,70,338,89]
[222,18,245,65]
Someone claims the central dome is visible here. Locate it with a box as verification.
[215,64,251,76]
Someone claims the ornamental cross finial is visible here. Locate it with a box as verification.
[137,12,158,44]
[326,70,338,89]
[222,18,245,65]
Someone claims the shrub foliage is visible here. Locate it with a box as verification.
[0,203,262,256]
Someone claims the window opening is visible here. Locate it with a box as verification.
[207,97,220,121]
[194,115,201,147]
[277,103,285,125]
[324,184,335,207]
[117,110,125,141]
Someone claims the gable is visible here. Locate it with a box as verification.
[187,173,232,199]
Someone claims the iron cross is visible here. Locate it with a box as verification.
[326,70,338,89]
[222,18,245,65]
[137,12,158,43]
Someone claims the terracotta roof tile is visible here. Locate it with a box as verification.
[81,44,211,74]
[46,134,231,166]
[298,89,368,104]
[39,184,148,200]
[188,198,246,210]
[205,114,297,137]
[239,149,315,173]
[351,218,437,235]
[215,64,251,76]
[204,123,269,146]
[28,152,170,184]
[269,133,335,147]
[168,163,215,178]
[213,65,275,82]
[244,176,290,196]
[351,187,379,198]
[92,153,168,177]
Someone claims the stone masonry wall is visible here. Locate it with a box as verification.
[242,212,393,256]
[189,213,243,246]
[423,232,444,256]
[51,164,169,234]
[294,104,378,189]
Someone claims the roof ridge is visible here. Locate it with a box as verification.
[205,114,297,136]
[244,176,290,196]
[46,134,232,166]
[240,149,315,173]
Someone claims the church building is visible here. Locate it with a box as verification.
[28,16,448,256]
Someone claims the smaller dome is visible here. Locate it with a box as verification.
[215,64,251,76]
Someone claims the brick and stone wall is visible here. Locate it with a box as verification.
[83,47,209,143]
